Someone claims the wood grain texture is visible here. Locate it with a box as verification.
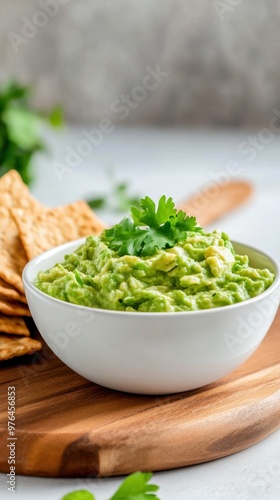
[177,181,253,227]
[0,310,279,478]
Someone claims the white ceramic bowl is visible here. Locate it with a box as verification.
[23,239,280,395]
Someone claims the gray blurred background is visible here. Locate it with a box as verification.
[1,0,280,127]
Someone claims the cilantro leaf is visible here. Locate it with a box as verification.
[174,210,199,231]
[61,490,95,500]
[60,472,160,500]
[110,472,160,500]
[104,195,201,257]
[131,196,176,227]
[168,211,201,243]
[104,217,148,256]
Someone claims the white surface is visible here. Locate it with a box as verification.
[23,239,279,394]
[1,127,280,499]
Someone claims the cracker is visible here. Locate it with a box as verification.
[0,335,42,361]
[0,314,29,336]
[0,298,31,317]
[0,171,44,292]
[0,206,27,293]
[12,200,106,260]
[0,170,39,209]
[0,278,27,303]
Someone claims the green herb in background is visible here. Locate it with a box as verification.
[104,195,201,257]
[87,197,107,210]
[87,168,140,213]
[114,182,140,212]
[62,492,94,500]
[0,80,63,185]
[61,472,160,500]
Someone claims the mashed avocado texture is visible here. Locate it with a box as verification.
[35,230,275,312]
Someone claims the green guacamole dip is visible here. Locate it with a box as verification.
[35,230,275,312]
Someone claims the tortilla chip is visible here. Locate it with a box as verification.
[0,334,42,361]
[0,314,29,336]
[0,298,31,317]
[0,278,27,303]
[12,200,106,260]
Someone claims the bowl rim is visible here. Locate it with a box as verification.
[22,237,280,317]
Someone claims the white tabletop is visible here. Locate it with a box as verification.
[1,127,280,500]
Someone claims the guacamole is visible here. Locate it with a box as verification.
[35,230,275,312]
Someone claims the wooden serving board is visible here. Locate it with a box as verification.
[0,310,280,478]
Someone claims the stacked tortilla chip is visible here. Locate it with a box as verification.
[0,170,105,361]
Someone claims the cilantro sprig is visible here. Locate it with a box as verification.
[61,472,160,500]
[103,195,201,257]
